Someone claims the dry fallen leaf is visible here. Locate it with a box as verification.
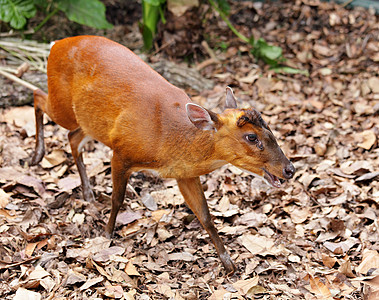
[41,149,67,168]
[233,275,259,295]
[150,186,185,206]
[0,106,34,128]
[368,77,379,93]
[25,242,38,257]
[141,193,158,211]
[0,168,46,197]
[237,211,268,227]
[0,188,10,208]
[116,210,142,225]
[156,227,173,241]
[322,253,337,268]
[313,44,332,56]
[355,171,379,182]
[167,0,199,17]
[110,269,132,284]
[72,213,85,225]
[340,160,372,175]
[238,70,259,84]
[101,285,124,298]
[356,250,379,275]
[119,220,143,238]
[85,237,112,253]
[125,261,141,276]
[356,130,377,150]
[66,270,86,285]
[40,276,55,292]
[289,207,310,224]
[93,246,125,262]
[323,238,358,255]
[217,195,230,212]
[326,274,356,297]
[125,289,137,300]
[79,276,104,291]
[255,77,272,93]
[28,266,51,280]
[339,259,355,278]
[209,287,230,300]
[364,275,379,299]
[14,288,41,300]
[151,209,171,222]
[167,252,196,262]
[240,234,289,256]
[306,275,332,298]
[156,284,175,298]
[57,176,81,192]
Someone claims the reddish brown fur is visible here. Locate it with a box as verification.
[31,36,295,274]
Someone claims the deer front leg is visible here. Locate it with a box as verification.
[68,127,94,202]
[177,177,236,275]
[31,89,47,165]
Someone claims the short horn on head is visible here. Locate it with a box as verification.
[225,86,237,109]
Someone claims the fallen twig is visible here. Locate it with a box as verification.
[0,68,39,91]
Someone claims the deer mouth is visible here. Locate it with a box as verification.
[263,168,281,188]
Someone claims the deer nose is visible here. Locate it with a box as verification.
[283,163,295,179]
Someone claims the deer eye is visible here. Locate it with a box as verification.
[246,134,258,143]
[245,134,264,150]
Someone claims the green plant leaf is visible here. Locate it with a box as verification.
[215,0,230,14]
[256,38,282,60]
[144,0,165,6]
[33,0,52,9]
[259,44,282,61]
[142,22,154,50]
[251,38,284,66]
[142,0,166,50]
[248,36,255,46]
[271,66,309,75]
[57,0,113,29]
[0,0,36,29]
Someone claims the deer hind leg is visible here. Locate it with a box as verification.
[68,127,95,202]
[177,177,236,275]
[105,153,131,237]
[31,89,48,165]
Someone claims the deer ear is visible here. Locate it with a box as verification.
[186,103,217,131]
[225,86,237,109]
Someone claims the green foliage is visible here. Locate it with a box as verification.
[144,0,166,6]
[0,0,112,31]
[0,0,36,29]
[33,0,54,9]
[57,0,112,29]
[249,38,308,75]
[0,0,308,74]
[214,0,230,15]
[142,0,166,50]
[270,66,309,75]
[250,38,283,66]
[208,0,307,74]
[218,41,228,51]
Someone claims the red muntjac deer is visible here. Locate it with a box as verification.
[4,36,295,274]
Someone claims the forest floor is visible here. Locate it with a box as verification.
[0,0,378,299]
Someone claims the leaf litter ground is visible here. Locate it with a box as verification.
[0,0,378,299]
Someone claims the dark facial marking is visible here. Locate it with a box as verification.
[236,109,268,130]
